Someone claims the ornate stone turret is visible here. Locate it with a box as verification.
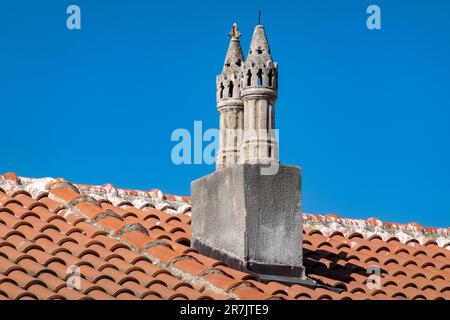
[241,24,279,164]
[216,23,244,170]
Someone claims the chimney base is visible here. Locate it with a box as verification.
[192,238,307,283]
[191,164,304,280]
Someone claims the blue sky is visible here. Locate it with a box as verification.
[1,1,449,227]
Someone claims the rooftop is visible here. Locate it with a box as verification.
[0,172,448,300]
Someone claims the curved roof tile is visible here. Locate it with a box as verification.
[0,173,449,300]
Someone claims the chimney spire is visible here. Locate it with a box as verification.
[216,23,245,169]
[241,24,279,164]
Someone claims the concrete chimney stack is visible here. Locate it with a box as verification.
[191,23,305,283]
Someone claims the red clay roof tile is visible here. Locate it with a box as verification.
[56,287,90,300]
[172,257,209,276]
[0,174,449,300]
[231,284,270,300]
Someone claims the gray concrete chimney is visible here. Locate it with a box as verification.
[191,23,305,283]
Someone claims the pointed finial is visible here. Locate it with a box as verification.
[228,22,241,40]
[258,10,261,25]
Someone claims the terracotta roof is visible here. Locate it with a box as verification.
[0,172,449,300]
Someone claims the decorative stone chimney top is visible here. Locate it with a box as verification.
[218,23,244,103]
[242,24,278,95]
[193,22,306,285]
[216,23,245,170]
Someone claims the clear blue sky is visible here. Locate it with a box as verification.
[1,1,449,227]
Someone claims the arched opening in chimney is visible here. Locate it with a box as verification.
[268,69,273,87]
[257,69,263,87]
[219,82,224,99]
[228,81,234,97]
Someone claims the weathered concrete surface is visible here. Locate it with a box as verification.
[191,164,303,277]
